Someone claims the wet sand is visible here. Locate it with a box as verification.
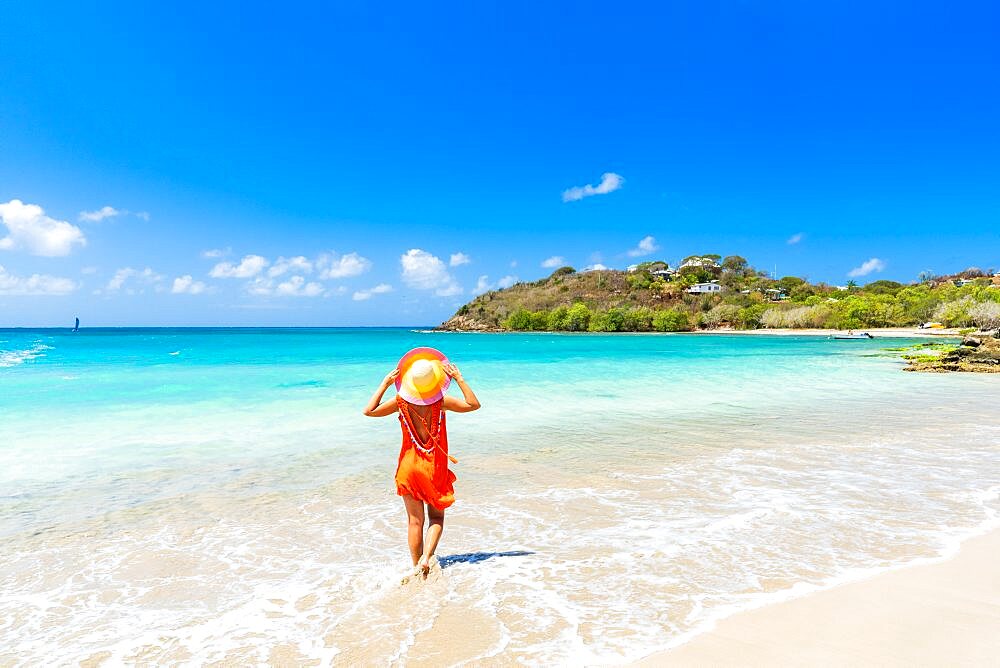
[634,529,1000,667]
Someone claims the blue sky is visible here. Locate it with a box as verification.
[1,1,998,326]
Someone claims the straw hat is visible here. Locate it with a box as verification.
[395,347,451,405]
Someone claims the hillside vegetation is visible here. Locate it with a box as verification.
[439,257,1000,333]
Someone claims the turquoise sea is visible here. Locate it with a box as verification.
[2,328,999,665]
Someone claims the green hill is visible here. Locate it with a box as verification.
[439,258,1000,333]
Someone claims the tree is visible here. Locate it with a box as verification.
[588,307,627,332]
[551,266,576,278]
[722,255,749,275]
[565,303,592,331]
[547,305,570,330]
[969,301,1000,331]
[777,276,806,294]
[623,307,654,331]
[677,265,714,283]
[652,309,690,331]
[863,279,904,295]
[503,308,534,330]
[720,255,751,290]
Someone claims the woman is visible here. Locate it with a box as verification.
[363,347,481,577]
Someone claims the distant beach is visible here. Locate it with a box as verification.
[689,327,965,338]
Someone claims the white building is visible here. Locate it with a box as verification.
[651,268,676,280]
[686,281,722,294]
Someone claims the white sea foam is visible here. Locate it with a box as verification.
[0,341,51,367]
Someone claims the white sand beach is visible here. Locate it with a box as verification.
[635,529,1000,667]
[691,327,966,338]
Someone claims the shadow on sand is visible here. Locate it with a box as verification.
[437,550,534,569]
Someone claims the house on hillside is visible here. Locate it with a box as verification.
[764,288,788,301]
[686,281,722,294]
[651,268,677,280]
[954,278,977,287]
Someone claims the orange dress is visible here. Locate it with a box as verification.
[394,396,457,510]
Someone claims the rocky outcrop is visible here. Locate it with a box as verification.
[437,314,501,332]
[905,335,1000,373]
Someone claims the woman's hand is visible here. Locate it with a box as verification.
[442,361,480,412]
[382,368,400,387]
[443,362,463,381]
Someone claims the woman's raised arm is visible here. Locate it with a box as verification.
[442,363,481,413]
[363,369,401,417]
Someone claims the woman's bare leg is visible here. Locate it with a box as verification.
[402,495,425,566]
[422,504,445,568]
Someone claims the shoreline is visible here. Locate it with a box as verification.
[434,326,966,338]
[632,527,1000,666]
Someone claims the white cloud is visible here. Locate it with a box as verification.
[78,206,121,222]
[400,249,462,296]
[247,275,325,297]
[171,275,207,295]
[0,264,78,295]
[79,207,149,223]
[626,235,659,258]
[541,256,565,268]
[473,275,493,295]
[268,255,313,277]
[474,274,518,294]
[317,251,371,279]
[246,277,273,296]
[106,267,164,292]
[353,283,393,301]
[0,199,87,257]
[562,172,624,203]
[275,276,325,297]
[210,254,268,278]
[450,252,471,267]
[847,257,886,278]
[201,247,231,259]
[787,232,804,245]
[582,263,610,272]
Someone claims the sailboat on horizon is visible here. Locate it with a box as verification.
[72,317,80,332]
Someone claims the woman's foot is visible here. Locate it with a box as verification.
[416,554,430,578]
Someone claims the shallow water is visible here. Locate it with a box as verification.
[1,328,998,665]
